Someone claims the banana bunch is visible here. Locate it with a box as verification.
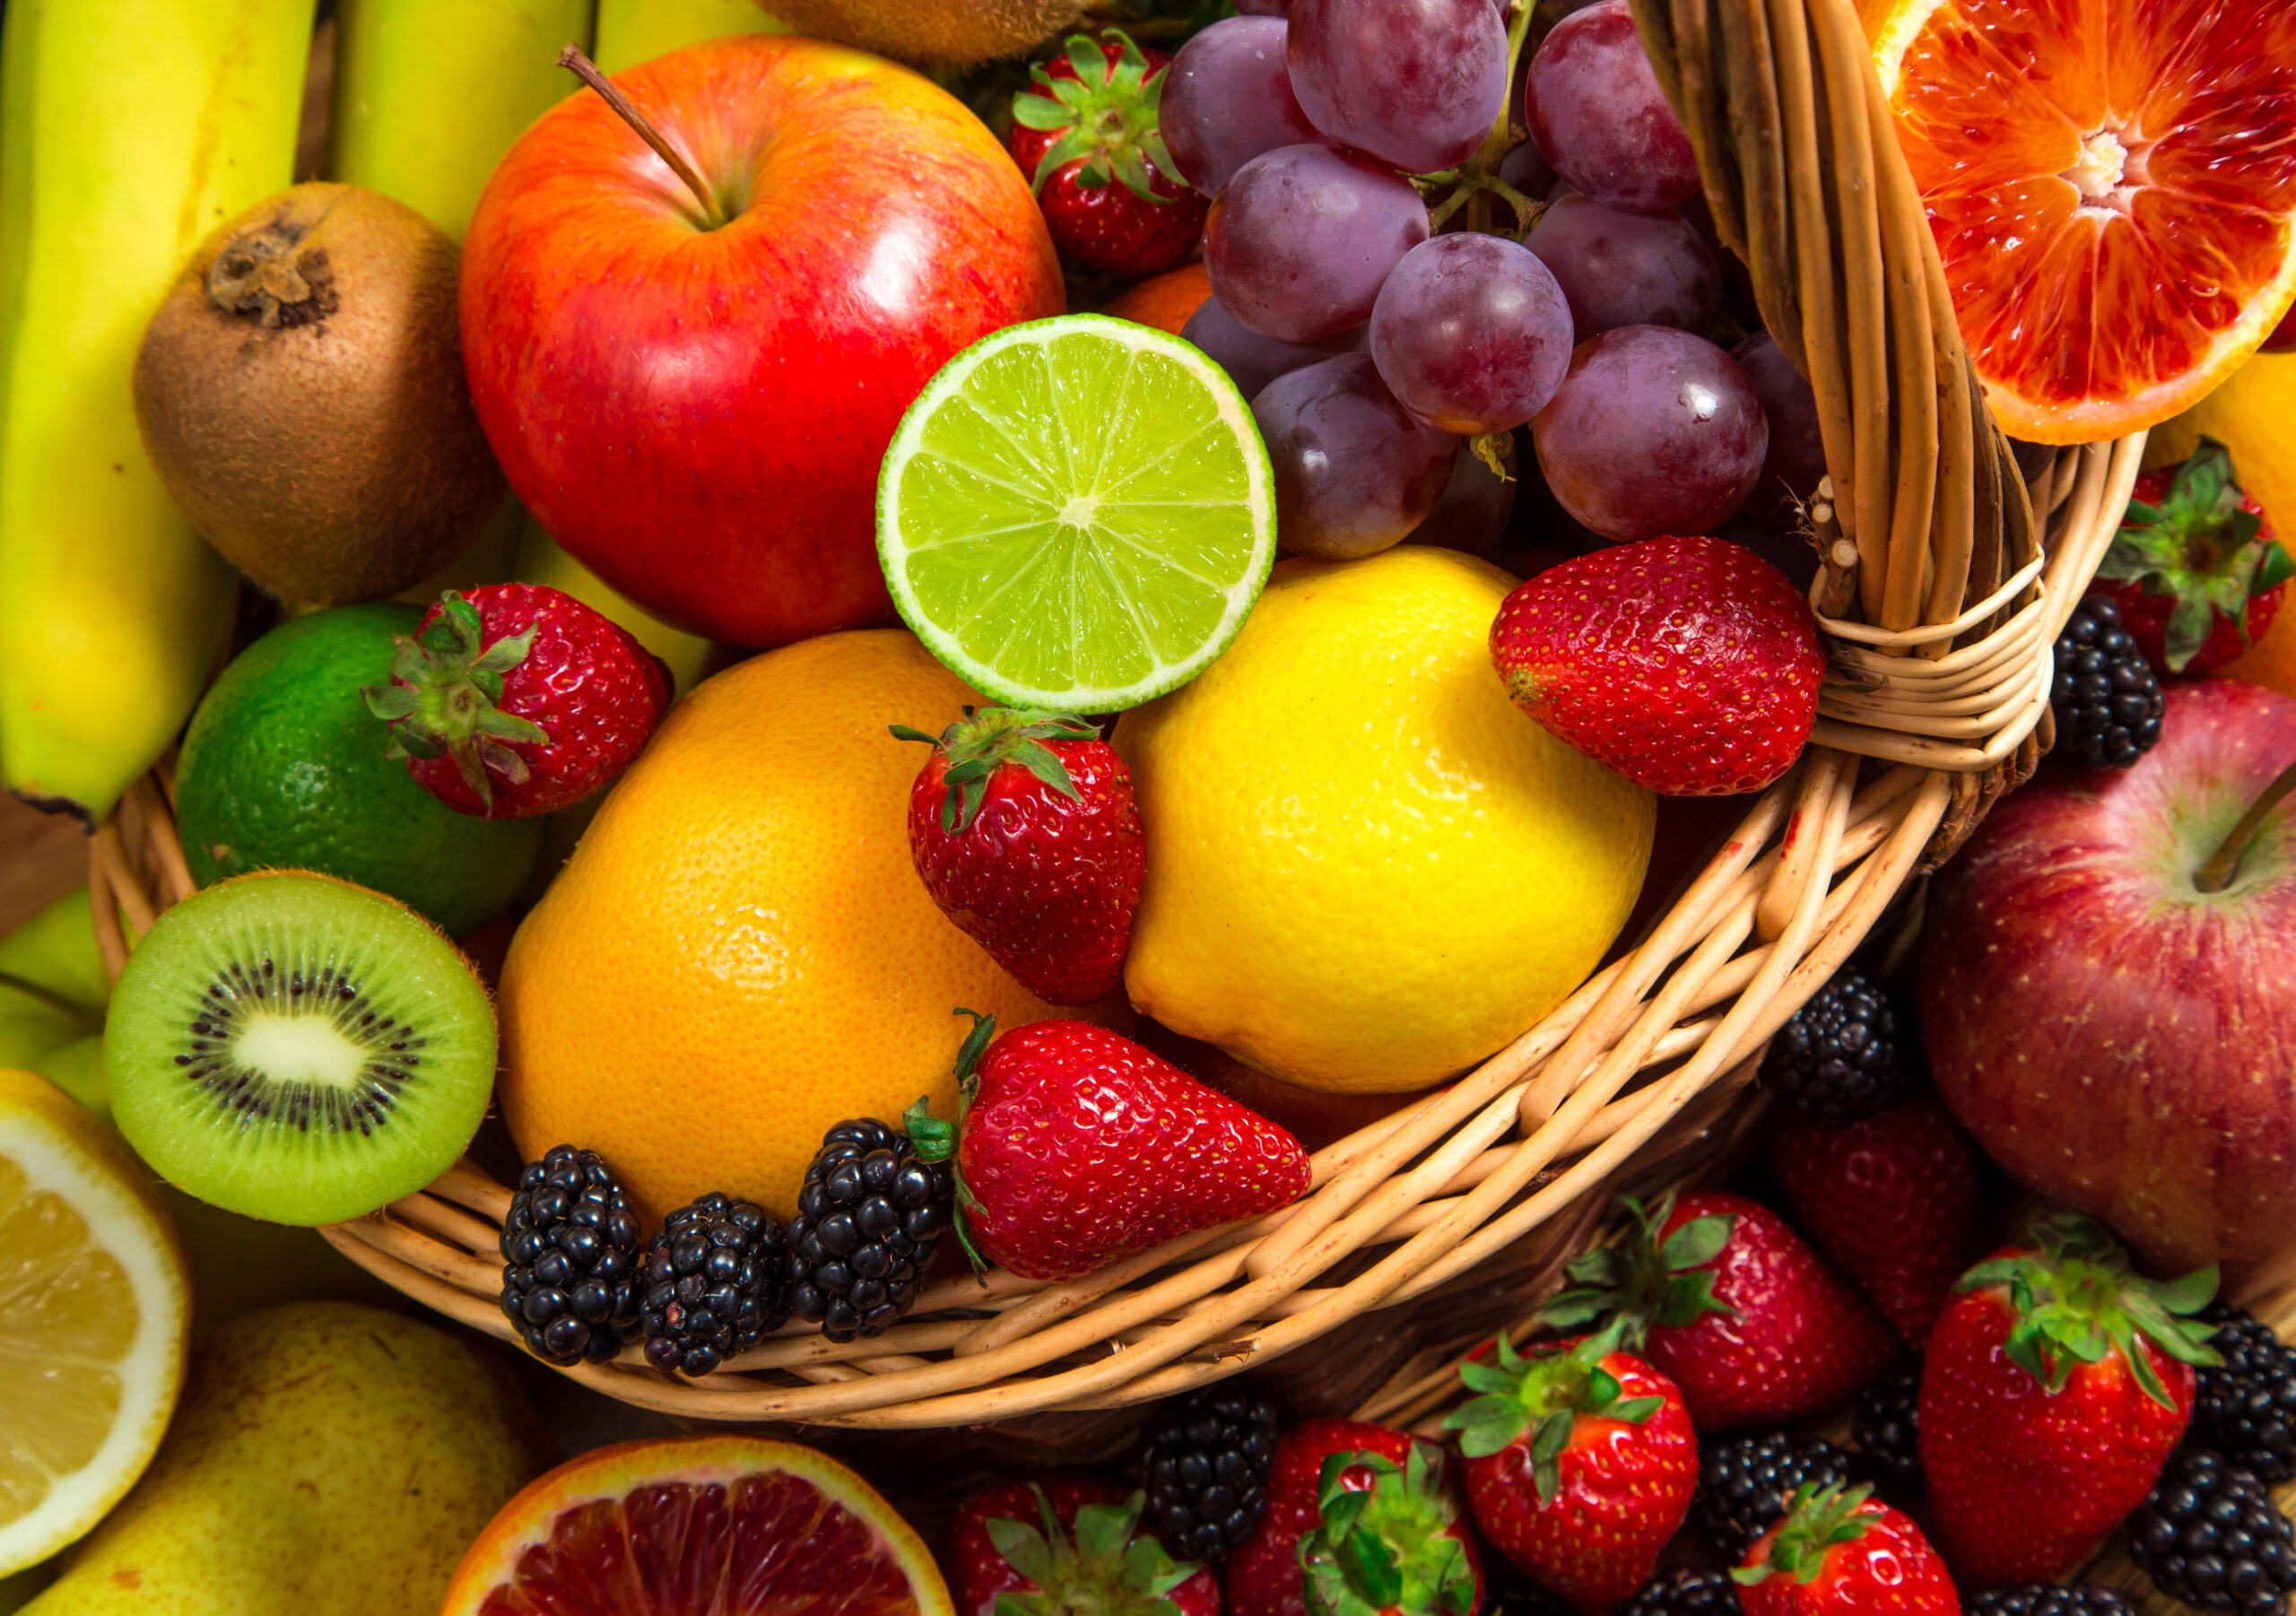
[0,0,312,826]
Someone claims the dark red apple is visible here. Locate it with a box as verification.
[461,36,1064,647]
[1919,678,2296,1275]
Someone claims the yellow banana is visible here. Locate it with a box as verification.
[595,0,787,74]
[0,0,311,825]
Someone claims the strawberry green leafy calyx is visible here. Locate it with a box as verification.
[1953,1213,2221,1407]
[1298,1444,1479,1616]
[1733,1484,1875,1587]
[1537,1192,1738,1346]
[1443,1324,1665,1502]
[1012,32,1180,204]
[891,706,1098,834]
[2098,436,2294,672]
[987,1488,1202,1616]
[363,590,547,809]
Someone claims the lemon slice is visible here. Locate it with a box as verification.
[0,1068,187,1576]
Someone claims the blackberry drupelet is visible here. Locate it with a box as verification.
[1966,1587,2136,1616]
[785,1117,952,1342]
[639,1192,788,1377]
[1692,1429,1857,1560]
[1618,1568,1744,1614]
[1761,968,1903,1125]
[1139,1385,1281,1560]
[498,1144,645,1365]
[1852,1366,1924,1494]
[2050,596,2166,770]
[2195,1303,2296,1484]
[2128,1448,2296,1614]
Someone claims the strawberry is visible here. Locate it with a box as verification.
[949,1473,1221,1616]
[1767,1093,1982,1348]
[893,707,1145,1006]
[363,584,669,819]
[1009,32,1208,277]
[1488,535,1826,795]
[1918,1214,2221,1586]
[1541,1191,1900,1431]
[930,1012,1309,1282]
[1732,1482,1960,1614]
[1442,1325,1697,1612]
[1222,1419,1483,1616]
[2089,436,2292,674]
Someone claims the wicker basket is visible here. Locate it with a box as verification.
[89,0,2152,1432]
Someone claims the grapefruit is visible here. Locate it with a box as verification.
[496,630,1108,1224]
[1868,0,2296,443]
[440,1436,951,1616]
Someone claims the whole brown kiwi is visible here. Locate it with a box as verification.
[760,0,1086,66]
[133,182,506,605]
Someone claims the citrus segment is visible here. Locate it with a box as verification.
[442,1436,953,1616]
[0,1068,187,1577]
[877,313,1276,713]
[1872,0,2296,443]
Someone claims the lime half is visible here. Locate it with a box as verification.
[877,314,1276,712]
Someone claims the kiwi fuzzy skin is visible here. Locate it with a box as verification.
[764,0,1087,66]
[133,182,507,606]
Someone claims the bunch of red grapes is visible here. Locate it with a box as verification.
[1164,0,1826,559]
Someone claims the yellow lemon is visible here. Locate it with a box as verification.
[1113,548,1653,1094]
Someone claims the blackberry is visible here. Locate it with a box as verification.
[1692,1429,1857,1560]
[1966,1588,2136,1616]
[1486,1575,1578,1616]
[2128,1447,2296,1614]
[1852,1366,1924,1494]
[1139,1385,1281,1560]
[1761,967,1903,1125]
[785,1117,952,1342]
[2050,596,2165,770]
[498,1144,645,1365]
[2195,1303,2296,1484]
[1618,1568,1744,1614]
[639,1192,788,1376]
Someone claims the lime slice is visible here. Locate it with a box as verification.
[877,314,1276,712]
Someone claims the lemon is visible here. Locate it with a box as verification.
[0,1067,187,1576]
[1113,548,1654,1094]
[2149,350,2296,530]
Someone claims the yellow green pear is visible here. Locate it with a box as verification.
[24,1304,541,1616]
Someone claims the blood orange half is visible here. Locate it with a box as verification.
[439,1436,954,1616]
[1868,0,2296,444]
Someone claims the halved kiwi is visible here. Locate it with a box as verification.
[107,872,496,1226]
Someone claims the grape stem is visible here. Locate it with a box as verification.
[1419,0,1544,240]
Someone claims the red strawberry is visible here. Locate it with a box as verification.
[935,1013,1309,1282]
[1008,32,1208,277]
[2089,436,2291,674]
[1918,1214,2221,1586]
[1488,535,1826,795]
[1223,1419,1483,1616]
[895,707,1145,1006]
[1767,1094,1981,1348]
[363,584,669,819]
[950,1473,1221,1616]
[1443,1325,1696,1612]
[1733,1483,1960,1614]
[1542,1190,1900,1431]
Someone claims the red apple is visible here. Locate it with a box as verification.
[460,36,1063,647]
[1919,678,2296,1275]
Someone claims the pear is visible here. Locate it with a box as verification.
[25,1304,541,1616]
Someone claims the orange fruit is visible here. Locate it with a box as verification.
[1100,261,1213,334]
[497,630,1104,1223]
[440,1435,952,1616]
[1868,0,2296,444]
[2218,616,2296,699]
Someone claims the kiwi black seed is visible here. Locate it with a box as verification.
[106,871,497,1226]
[131,181,508,606]
[759,0,1085,66]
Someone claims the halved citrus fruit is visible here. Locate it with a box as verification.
[440,1435,955,1616]
[1868,0,2296,444]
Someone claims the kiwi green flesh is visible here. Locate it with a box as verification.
[106,873,495,1227]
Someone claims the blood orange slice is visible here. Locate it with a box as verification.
[1868,0,2296,444]
[439,1436,954,1616]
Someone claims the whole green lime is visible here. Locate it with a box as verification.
[176,604,538,937]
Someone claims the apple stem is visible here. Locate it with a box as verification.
[557,45,725,229]
[2195,760,2296,894]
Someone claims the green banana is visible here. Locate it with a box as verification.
[595,0,787,73]
[0,0,313,826]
